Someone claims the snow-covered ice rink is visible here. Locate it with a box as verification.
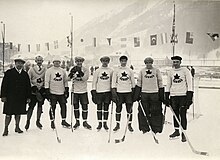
[0,78,220,160]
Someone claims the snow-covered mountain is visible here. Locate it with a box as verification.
[74,0,220,60]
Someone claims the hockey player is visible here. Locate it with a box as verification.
[164,56,193,142]
[68,56,92,130]
[91,56,113,131]
[25,55,46,130]
[1,56,31,136]
[44,55,71,129]
[133,57,164,134]
[111,55,135,132]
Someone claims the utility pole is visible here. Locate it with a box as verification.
[70,14,74,66]
[1,21,5,72]
[170,1,178,57]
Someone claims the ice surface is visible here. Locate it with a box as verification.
[0,79,220,160]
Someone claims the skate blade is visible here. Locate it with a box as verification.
[84,127,92,130]
[169,136,180,140]
[62,125,71,129]
[97,129,101,132]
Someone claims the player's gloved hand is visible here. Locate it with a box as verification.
[64,87,69,99]
[111,88,119,103]
[31,86,38,94]
[164,92,170,106]
[76,66,84,77]
[133,85,141,102]
[91,90,97,104]
[45,88,51,101]
[68,66,78,78]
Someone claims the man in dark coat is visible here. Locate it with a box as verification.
[1,56,31,136]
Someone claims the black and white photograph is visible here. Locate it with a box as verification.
[0,0,220,159]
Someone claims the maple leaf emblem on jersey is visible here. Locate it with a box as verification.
[146,70,152,74]
[54,72,62,81]
[100,72,109,80]
[120,71,129,81]
[173,73,183,83]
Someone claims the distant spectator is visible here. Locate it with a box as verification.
[90,66,94,75]
[191,66,195,77]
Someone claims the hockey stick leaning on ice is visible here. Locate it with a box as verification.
[169,106,208,156]
[70,92,74,132]
[138,101,159,144]
[115,105,133,144]
[50,106,62,143]
[108,101,114,143]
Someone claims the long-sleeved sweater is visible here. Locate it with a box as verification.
[112,66,135,93]
[166,67,193,96]
[28,65,46,89]
[44,66,68,95]
[137,67,163,93]
[92,66,113,93]
[71,66,89,94]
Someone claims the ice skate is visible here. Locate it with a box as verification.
[169,130,180,139]
[36,120,43,130]
[73,120,80,130]
[96,122,102,131]
[128,123,134,132]
[15,126,23,134]
[83,121,92,130]
[2,127,8,136]
[113,123,120,132]
[103,122,109,131]
[25,120,30,131]
[61,120,71,129]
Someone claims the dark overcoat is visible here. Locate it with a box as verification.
[1,68,31,115]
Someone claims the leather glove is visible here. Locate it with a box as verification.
[111,88,119,103]
[164,92,170,106]
[64,87,69,99]
[91,90,97,104]
[185,91,193,109]
[133,85,141,102]
[68,66,78,78]
[76,66,84,77]
[31,86,38,94]
[45,88,51,101]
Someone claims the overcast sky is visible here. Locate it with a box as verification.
[0,0,134,46]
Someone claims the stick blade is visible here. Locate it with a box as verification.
[115,139,121,143]
[57,138,61,143]
[194,150,209,156]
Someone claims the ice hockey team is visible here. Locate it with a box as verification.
[1,54,193,143]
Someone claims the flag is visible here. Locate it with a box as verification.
[107,38,111,46]
[150,34,157,45]
[161,33,168,44]
[54,40,58,49]
[121,37,127,48]
[207,33,219,41]
[186,32,193,44]
[134,37,140,47]
[36,44,40,52]
[9,42,13,49]
[18,44,21,52]
[28,44,31,52]
[45,42,49,51]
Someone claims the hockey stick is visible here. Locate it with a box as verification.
[115,107,133,144]
[70,92,74,132]
[138,101,159,144]
[169,106,208,156]
[161,105,167,131]
[108,101,114,143]
[50,106,62,143]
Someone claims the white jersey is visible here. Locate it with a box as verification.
[92,66,113,93]
[112,66,135,93]
[45,66,68,95]
[137,67,163,93]
[166,67,193,96]
[28,65,46,89]
[71,66,89,94]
